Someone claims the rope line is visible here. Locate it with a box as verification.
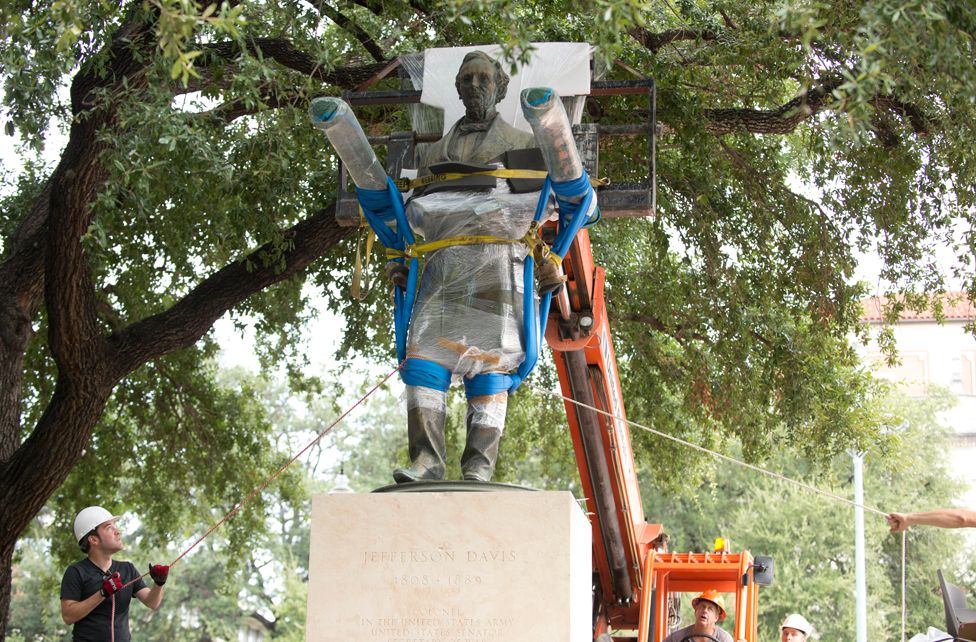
[529,381,914,635]
[529,383,890,517]
[121,362,403,589]
[169,362,403,567]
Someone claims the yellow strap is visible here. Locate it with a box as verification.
[521,227,562,267]
[365,229,375,281]
[394,169,609,191]
[351,228,375,300]
[385,231,562,267]
[351,228,364,299]
[386,234,520,259]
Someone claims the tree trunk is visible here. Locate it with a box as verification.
[0,8,370,632]
[0,200,354,636]
[0,541,12,639]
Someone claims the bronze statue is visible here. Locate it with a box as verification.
[310,51,571,484]
[416,51,535,166]
[392,51,547,483]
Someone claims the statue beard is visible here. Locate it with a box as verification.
[461,90,496,122]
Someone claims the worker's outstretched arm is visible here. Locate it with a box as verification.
[887,508,976,532]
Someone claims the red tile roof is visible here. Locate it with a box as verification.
[861,292,976,322]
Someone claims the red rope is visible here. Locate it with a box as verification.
[110,593,115,642]
[120,362,402,588]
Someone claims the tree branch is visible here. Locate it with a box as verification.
[347,0,384,15]
[309,0,387,63]
[628,27,718,54]
[628,25,932,139]
[872,95,930,136]
[201,37,388,84]
[702,75,931,138]
[107,206,354,379]
[200,87,309,122]
[703,74,845,135]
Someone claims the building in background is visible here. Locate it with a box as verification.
[861,293,976,512]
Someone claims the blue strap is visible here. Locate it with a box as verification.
[358,171,595,395]
[355,178,415,249]
[550,170,597,258]
[550,172,591,200]
[356,178,418,362]
[401,358,452,392]
[464,373,514,397]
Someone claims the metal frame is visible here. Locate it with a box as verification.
[638,552,760,642]
[329,57,657,226]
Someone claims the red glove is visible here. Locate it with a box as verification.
[101,572,123,598]
[149,564,169,586]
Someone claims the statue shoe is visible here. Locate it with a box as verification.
[461,466,493,482]
[393,462,445,484]
[393,402,448,484]
[460,424,502,482]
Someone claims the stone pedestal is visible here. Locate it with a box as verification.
[306,490,591,641]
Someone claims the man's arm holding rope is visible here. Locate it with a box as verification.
[135,564,167,609]
[887,508,976,532]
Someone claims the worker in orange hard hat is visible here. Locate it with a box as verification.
[663,589,733,642]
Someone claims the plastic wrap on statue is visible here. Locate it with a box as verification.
[520,87,600,244]
[520,87,584,183]
[309,97,388,190]
[405,175,541,379]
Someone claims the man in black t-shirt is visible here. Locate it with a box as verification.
[60,506,170,642]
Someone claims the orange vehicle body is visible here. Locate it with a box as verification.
[545,224,766,640]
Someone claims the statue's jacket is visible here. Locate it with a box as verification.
[406,114,546,379]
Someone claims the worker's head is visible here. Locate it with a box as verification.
[73,506,122,554]
[455,51,509,119]
[691,589,727,627]
[780,614,812,642]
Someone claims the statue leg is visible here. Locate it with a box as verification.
[393,385,448,483]
[460,392,508,482]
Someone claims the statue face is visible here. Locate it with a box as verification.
[457,57,498,120]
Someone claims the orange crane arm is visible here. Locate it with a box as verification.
[544,225,663,635]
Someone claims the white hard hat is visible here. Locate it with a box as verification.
[73,506,119,543]
[781,613,812,636]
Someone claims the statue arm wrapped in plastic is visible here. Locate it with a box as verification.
[309,97,388,191]
[519,87,583,185]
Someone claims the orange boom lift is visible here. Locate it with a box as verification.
[542,80,774,642]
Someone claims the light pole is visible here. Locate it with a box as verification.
[851,449,867,642]
[329,464,354,493]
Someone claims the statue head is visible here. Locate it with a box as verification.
[454,51,510,122]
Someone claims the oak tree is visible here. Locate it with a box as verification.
[2,0,973,633]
